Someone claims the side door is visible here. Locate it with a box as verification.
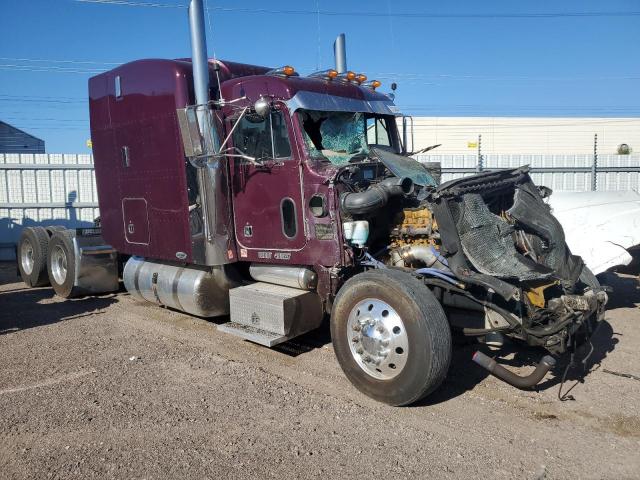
[229,103,307,253]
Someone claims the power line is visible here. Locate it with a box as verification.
[373,72,640,81]
[0,97,87,104]
[2,117,87,123]
[0,94,86,101]
[73,1,640,19]
[0,64,102,74]
[2,62,637,84]
[0,57,122,66]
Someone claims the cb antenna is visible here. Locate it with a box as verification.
[203,0,223,103]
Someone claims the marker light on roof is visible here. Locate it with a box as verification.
[362,80,382,90]
[266,65,298,77]
[356,73,367,84]
[309,69,339,80]
[346,71,356,81]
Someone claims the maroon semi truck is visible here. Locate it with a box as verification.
[16,1,606,405]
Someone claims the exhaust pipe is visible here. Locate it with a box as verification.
[472,351,556,389]
[334,33,347,74]
[188,0,218,151]
[187,0,232,266]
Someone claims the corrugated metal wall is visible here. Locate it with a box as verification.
[409,117,640,155]
[1,152,639,261]
[416,153,640,191]
[0,153,99,260]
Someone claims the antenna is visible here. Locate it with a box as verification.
[204,0,223,102]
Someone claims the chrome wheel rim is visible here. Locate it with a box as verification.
[50,245,68,285]
[347,298,409,380]
[21,239,34,275]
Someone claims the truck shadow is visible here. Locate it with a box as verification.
[271,319,332,357]
[598,272,640,309]
[415,318,618,407]
[271,275,633,402]
[0,285,117,336]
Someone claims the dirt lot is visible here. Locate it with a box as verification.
[0,262,639,479]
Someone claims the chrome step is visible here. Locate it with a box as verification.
[219,282,324,347]
[217,322,289,347]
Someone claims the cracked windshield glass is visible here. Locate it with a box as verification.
[298,109,435,186]
[297,110,391,165]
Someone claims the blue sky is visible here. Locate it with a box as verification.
[1,0,638,153]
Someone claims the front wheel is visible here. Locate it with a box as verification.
[330,269,452,406]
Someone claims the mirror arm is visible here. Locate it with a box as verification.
[213,95,247,107]
[217,105,249,154]
[220,152,261,166]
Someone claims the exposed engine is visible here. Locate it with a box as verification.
[337,161,607,356]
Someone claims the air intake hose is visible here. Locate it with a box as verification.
[340,177,413,215]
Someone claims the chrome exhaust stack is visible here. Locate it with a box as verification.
[334,33,347,74]
[178,0,232,266]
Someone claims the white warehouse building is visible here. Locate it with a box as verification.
[408,117,639,155]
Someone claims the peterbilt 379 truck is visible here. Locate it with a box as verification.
[16,1,606,406]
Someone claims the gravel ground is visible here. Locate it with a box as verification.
[1,262,639,479]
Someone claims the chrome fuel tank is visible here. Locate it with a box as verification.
[123,256,239,317]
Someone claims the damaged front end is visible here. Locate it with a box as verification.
[336,148,608,389]
[431,167,607,355]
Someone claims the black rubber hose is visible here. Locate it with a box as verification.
[472,351,556,389]
[460,326,511,336]
[340,177,413,215]
[378,176,414,196]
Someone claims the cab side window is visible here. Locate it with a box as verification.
[366,116,391,147]
[232,110,292,160]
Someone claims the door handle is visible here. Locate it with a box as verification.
[121,145,130,167]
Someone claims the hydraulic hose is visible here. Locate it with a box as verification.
[415,268,459,286]
[472,351,556,389]
[340,177,413,215]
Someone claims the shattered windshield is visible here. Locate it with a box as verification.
[297,109,395,165]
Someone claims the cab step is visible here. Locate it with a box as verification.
[217,322,289,347]
[218,282,324,347]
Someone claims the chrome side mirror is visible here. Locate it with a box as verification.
[253,97,271,119]
[402,115,414,154]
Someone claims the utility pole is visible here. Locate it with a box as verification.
[592,133,598,191]
[477,134,483,172]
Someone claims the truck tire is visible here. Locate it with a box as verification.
[47,231,79,298]
[17,226,51,287]
[330,268,452,406]
[45,225,67,236]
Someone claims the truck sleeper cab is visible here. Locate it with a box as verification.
[16,57,607,406]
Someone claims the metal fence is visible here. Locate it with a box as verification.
[1,151,639,261]
[415,153,640,192]
[0,153,99,260]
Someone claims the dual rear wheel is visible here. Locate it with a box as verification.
[17,226,50,287]
[18,227,79,298]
